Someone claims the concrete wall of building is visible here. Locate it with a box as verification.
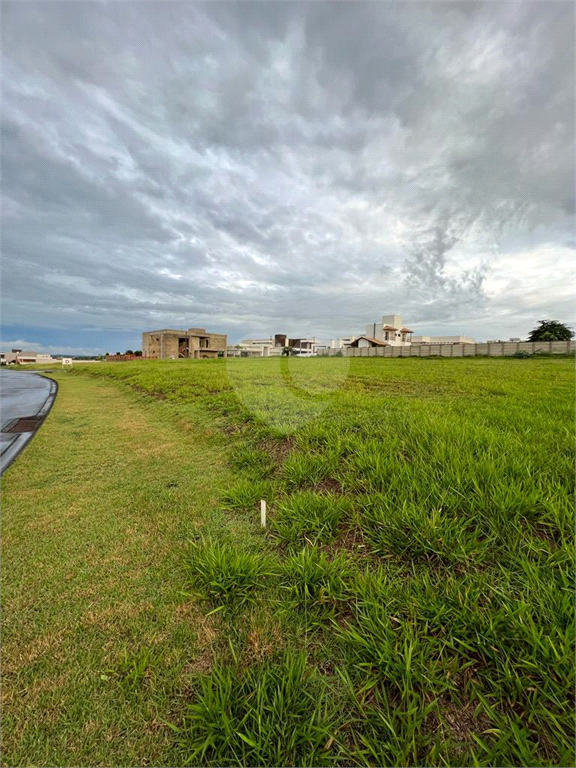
[330,337,357,349]
[142,330,179,358]
[207,333,228,355]
[143,329,227,359]
[382,315,403,330]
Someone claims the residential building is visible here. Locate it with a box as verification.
[330,336,357,349]
[0,350,56,365]
[349,336,388,349]
[365,315,414,346]
[329,313,475,352]
[227,338,283,358]
[243,338,283,356]
[228,334,324,357]
[288,338,313,356]
[486,337,521,343]
[142,328,227,359]
[227,335,287,358]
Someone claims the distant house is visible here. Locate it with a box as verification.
[0,350,55,365]
[227,338,283,358]
[288,338,318,356]
[349,336,388,348]
[142,328,227,359]
[228,334,324,357]
[365,315,414,346]
[329,336,357,349]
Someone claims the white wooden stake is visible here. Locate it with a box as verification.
[260,499,267,528]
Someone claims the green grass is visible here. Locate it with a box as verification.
[271,491,351,548]
[0,372,243,766]
[186,538,274,609]
[2,356,574,766]
[173,651,340,767]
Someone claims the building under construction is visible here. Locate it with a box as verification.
[142,328,227,359]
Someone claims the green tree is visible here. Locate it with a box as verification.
[528,320,574,342]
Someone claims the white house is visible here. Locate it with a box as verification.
[329,336,357,349]
[227,335,325,357]
[227,338,283,357]
[0,350,56,365]
[365,315,414,346]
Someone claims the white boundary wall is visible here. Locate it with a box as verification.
[322,340,576,358]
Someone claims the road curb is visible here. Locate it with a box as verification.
[0,373,59,476]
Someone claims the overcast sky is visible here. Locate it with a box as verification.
[1,1,574,354]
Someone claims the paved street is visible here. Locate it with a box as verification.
[0,370,57,474]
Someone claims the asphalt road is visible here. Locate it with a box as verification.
[0,370,57,475]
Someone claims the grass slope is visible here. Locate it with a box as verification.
[2,356,574,767]
[1,373,245,767]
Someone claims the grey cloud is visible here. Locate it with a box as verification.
[1,1,574,347]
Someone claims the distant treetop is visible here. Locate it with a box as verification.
[528,320,574,342]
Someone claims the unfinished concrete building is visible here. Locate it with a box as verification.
[142,328,227,359]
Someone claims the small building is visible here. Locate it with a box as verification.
[227,336,285,358]
[0,350,56,365]
[330,336,357,349]
[228,334,324,357]
[142,328,227,359]
[227,338,283,358]
[288,338,317,356]
[349,336,389,349]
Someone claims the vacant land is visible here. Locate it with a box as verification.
[2,357,574,767]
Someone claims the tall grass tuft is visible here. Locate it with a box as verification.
[185,538,274,608]
[221,479,274,512]
[280,548,350,621]
[271,491,351,547]
[176,652,341,767]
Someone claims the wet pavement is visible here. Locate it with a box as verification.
[0,370,57,475]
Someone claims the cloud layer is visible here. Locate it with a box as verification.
[2,1,574,351]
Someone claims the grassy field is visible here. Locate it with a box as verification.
[2,356,574,767]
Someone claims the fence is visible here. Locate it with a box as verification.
[322,340,576,358]
[105,354,142,362]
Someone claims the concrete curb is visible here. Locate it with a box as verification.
[0,373,58,476]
